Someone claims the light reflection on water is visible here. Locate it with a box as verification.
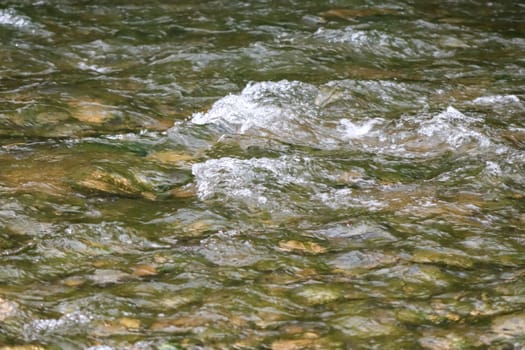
[0,1,525,349]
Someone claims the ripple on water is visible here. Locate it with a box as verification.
[313,19,525,63]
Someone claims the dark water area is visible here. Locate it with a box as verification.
[1,1,525,349]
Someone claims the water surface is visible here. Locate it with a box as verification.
[1,1,525,349]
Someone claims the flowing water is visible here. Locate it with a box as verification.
[1,1,525,349]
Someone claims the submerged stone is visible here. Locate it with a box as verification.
[293,284,343,305]
[492,312,525,337]
[75,169,155,199]
[271,336,341,350]
[395,299,463,326]
[35,111,70,125]
[170,184,196,198]
[68,99,115,124]
[278,240,327,255]
[132,264,158,277]
[90,269,129,285]
[411,248,474,268]
[147,150,195,165]
[199,235,265,267]
[0,297,18,321]
[0,346,46,350]
[334,314,402,338]
[158,291,201,310]
[330,250,399,274]
[320,8,395,21]
[62,277,86,288]
[419,333,472,350]
[118,317,141,329]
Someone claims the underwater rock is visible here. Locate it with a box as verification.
[419,332,474,350]
[330,250,399,274]
[492,312,525,337]
[0,297,18,321]
[411,248,474,268]
[0,346,46,350]
[278,240,327,255]
[334,313,402,338]
[132,264,158,277]
[90,269,129,285]
[147,150,196,166]
[68,99,116,124]
[320,8,395,21]
[75,168,156,199]
[117,317,141,330]
[293,284,343,306]
[158,290,201,310]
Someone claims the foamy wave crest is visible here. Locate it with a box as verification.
[0,8,52,36]
[314,26,446,60]
[191,155,385,214]
[0,9,32,28]
[189,80,342,147]
[339,106,495,157]
[192,156,313,209]
[23,311,92,341]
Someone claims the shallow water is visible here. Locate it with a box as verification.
[1,1,525,349]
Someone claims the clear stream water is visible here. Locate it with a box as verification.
[1,1,525,349]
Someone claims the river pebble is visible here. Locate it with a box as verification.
[0,297,18,321]
[492,312,525,338]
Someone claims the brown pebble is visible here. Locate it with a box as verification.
[133,264,158,277]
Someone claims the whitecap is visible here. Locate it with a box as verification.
[338,119,378,139]
[77,61,113,74]
[338,106,494,158]
[189,80,333,147]
[473,95,523,107]
[417,106,491,150]
[192,156,312,209]
[0,9,31,28]
[24,312,92,340]
[314,26,446,59]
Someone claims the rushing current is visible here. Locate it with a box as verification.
[1,1,525,349]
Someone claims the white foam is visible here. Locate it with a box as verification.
[484,161,502,176]
[189,80,331,146]
[338,119,378,139]
[192,156,310,207]
[191,155,387,214]
[473,95,523,107]
[0,9,31,28]
[77,61,113,74]
[314,26,444,59]
[418,106,491,149]
[338,106,494,158]
[191,92,281,133]
[25,312,92,339]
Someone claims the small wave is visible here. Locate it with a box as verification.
[191,155,383,214]
[339,106,494,158]
[314,20,525,62]
[473,95,523,107]
[190,80,325,144]
[0,9,32,28]
[314,26,448,60]
[0,8,52,36]
[24,312,92,340]
[192,156,313,209]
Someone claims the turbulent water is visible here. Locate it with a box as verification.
[1,1,525,349]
